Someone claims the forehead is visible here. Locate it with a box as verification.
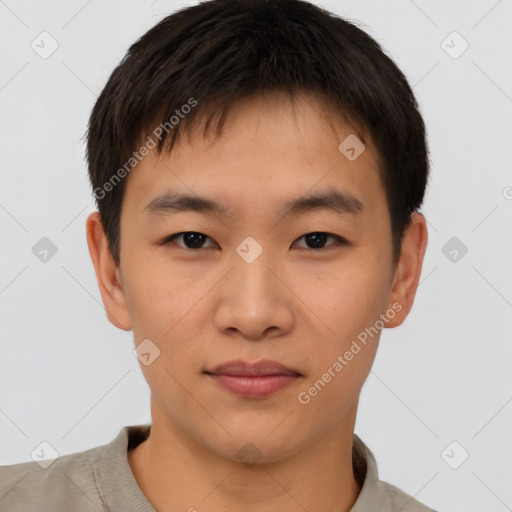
[123,92,385,221]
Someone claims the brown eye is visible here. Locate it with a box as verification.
[293,232,346,250]
[165,232,217,249]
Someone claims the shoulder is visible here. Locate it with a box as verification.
[0,443,106,512]
[351,434,438,512]
[380,480,438,512]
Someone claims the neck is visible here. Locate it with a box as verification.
[128,402,361,512]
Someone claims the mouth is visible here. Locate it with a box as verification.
[204,359,303,398]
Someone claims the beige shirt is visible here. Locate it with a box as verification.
[0,425,437,511]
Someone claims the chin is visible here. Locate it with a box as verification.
[198,426,305,466]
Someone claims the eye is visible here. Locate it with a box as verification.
[292,232,346,250]
[163,232,217,250]
[162,231,347,251]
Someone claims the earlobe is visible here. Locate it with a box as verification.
[385,212,428,328]
[85,212,132,331]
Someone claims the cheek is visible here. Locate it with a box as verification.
[294,329,378,438]
[121,251,196,337]
[123,276,170,339]
[296,272,385,419]
[302,256,390,340]
[123,261,212,369]
[306,346,376,422]
[296,258,390,409]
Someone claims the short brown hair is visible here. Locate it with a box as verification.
[86,0,430,266]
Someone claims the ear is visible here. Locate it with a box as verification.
[385,212,428,328]
[86,211,132,331]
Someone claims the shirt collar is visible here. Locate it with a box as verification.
[94,424,155,512]
[350,433,394,510]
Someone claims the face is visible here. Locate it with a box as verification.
[88,91,427,464]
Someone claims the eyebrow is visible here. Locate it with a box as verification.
[144,188,364,219]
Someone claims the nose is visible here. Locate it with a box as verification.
[212,249,295,341]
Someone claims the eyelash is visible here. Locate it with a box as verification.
[161,231,347,251]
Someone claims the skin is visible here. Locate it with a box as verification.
[86,91,428,512]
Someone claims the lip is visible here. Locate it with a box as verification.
[208,359,302,376]
[204,359,302,398]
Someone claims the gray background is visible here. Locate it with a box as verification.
[1,1,511,511]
